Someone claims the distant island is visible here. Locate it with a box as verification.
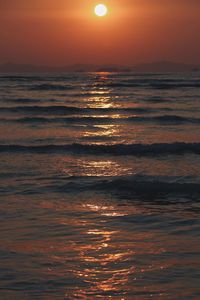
[0,61,199,73]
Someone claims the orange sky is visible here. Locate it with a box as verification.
[0,0,199,66]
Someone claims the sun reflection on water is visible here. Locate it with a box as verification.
[85,73,115,109]
[83,124,121,141]
[61,158,132,177]
[71,226,135,298]
[62,198,169,299]
[87,95,114,109]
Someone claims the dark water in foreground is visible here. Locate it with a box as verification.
[0,72,200,299]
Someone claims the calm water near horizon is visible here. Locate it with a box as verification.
[0,72,200,299]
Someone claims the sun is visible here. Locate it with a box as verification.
[94,4,108,17]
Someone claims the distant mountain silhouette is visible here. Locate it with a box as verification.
[0,62,132,73]
[132,61,199,72]
[0,62,68,73]
[0,61,199,73]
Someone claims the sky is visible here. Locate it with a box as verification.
[0,0,199,66]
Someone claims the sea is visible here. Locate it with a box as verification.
[0,72,200,299]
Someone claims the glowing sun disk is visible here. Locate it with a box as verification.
[95,4,108,17]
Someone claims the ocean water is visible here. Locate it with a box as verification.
[0,72,200,299]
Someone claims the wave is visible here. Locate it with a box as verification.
[0,98,57,104]
[0,105,83,114]
[2,115,200,125]
[0,75,45,81]
[151,115,200,123]
[8,116,119,125]
[93,79,200,90]
[58,175,200,195]
[0,105,156,115]
[127,115,200,124]
[0,142,200,155]
[150,82,200,90]
[30,83,74,91]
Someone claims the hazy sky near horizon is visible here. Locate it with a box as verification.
[0,0,199,66]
